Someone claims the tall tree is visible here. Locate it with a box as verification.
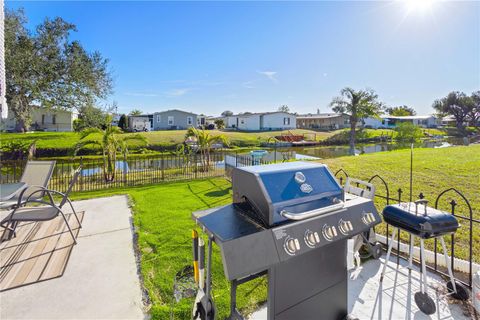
[278,105,290,113]
[5,9,112,132]
[221,110,233,117]
[73,105,107,132]
[129,109,142,116]
[468,91,480,130]
[386,105,416,116]
[330,88,384,153]
[432,91,471,134]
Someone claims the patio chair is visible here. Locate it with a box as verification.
[344,177,383,262]
[0,166,82,244]
[0,160,56,209]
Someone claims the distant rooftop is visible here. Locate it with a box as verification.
[297,113,346,119]
[228,111,294,117]
[381,115,435,120]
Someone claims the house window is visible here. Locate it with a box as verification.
[187,116,193,125]
[156,115,161,122]
[168,116,174,125]
[52,115,56,125]
[283,117,290,125]
[41,115,45,125]
[240,119,245,124]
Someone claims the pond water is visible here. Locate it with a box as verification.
[279,137,468,159]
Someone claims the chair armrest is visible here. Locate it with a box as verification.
[16,185,55,208]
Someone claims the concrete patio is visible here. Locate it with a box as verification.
[249,256,474,320]
[0,195,145,319]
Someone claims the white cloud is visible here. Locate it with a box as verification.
[257,71,278,83]
[242,80,256,89]
[166,88,191,97]
[124,92,159,97]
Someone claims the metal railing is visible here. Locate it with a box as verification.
[334,169,478,289]
[0,153,227,192]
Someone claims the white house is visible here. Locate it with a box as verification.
[3,106,77,132]
[363,115,439,129]
[129,115,152,132]
[224,112,296,131]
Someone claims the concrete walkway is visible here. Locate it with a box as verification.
[1,195,145,319]
[249,256,473,320]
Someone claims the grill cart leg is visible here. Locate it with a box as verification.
[227,271,266,320]
[414,239,436,315]
[229,280,243,320]
[440,237,456,293]
[419,239,428,294]
[440,237,470,300]
[380,227,397,282]
[408,235,414,271]
[205,236,216,319]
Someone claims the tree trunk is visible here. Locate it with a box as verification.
[349,119,356,155]
[456,119,467,137]
[15,119,27,132]
[12,99,32,132]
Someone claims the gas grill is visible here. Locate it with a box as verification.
[192,162,382,320]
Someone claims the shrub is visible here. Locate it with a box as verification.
[395,122,423,142]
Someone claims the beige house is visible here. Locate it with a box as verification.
[3,107,77,132]
[297,113,350,130]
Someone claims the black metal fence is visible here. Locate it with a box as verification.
[334,169,479,290]
[0,153,228,192]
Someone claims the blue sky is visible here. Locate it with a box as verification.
[6,1,479,116]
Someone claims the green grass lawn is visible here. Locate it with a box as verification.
[67,144,479,319]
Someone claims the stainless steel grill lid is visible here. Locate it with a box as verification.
[232,162,345,227]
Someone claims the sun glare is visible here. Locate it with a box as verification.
[405,0,436,13]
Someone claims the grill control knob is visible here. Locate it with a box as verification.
[284,237,298,255]
[322,224,336,241]
[338,220,352,235]
[304,230,317,248]
[362,212,376,225]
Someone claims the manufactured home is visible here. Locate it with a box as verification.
[224,112,296,131]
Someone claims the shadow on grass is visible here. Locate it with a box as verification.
[204,187,231,198]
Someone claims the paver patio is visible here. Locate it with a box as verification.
[0,195,145,319]
[249,256,473,319]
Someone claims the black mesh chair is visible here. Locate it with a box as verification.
[0,167,82,244]
[380,199,468,315]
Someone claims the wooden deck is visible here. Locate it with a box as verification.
[0,211,84,291]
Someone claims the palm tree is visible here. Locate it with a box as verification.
[330,87,384,153]
[75,125,147,182]
[185,127,228,171]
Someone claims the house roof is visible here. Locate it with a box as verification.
[381,115,435,120]
[154,109,197,116]
[228,111,295,117]
[297,113,347,119]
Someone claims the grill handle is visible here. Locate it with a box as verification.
[280,201,345,221]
